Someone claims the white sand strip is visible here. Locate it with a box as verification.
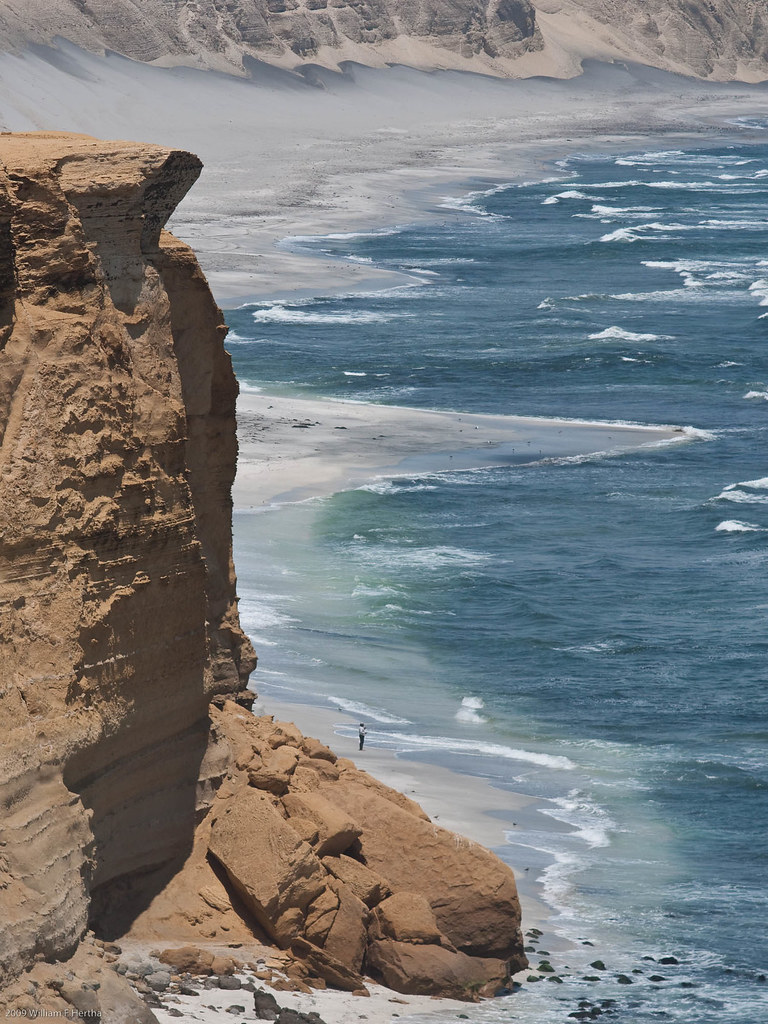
[234,390,689,507]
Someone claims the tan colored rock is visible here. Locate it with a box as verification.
[266,720,304,750]
[208,788,327,946]
[211,955,237,976]
[286,816,321,847]
[323,882,368,973]
[322,854,392,908]
[0,132,254,990]
[249,745,301,794]
[366,939,509,1000]
[301,737,337,763]
[304,888,340,947]
[290,937,367,994]
[371,893,443,946]
[199,884,232,914]
[282,791,362,857]
[158,946,215,975]
[321,780,525,968]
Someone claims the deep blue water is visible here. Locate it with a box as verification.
[228,143,768,1023]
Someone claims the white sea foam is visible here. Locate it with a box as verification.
[713,487,768,504]
[540,790,617,849]
[374,730,576,769]
[748,280,768,305]
[439,192,500,218]
[328,695,412,725]
[588,326,672,342]
[743,390,768,400]
[238,596,298,631]
[614,150,685,166]
[598,227,642,243]
[728,476,768,489]
[455,695,488,724]
[342,370,367,376]
[238,382,264,393]
[251,302,412,325]
[289,228,402,243]
[715,520,764,533]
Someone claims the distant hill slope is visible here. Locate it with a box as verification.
[0,0,765,81]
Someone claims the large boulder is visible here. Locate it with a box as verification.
[290,938,367,994]
[370,893,443,945]
[366,939,509,999]
[322,881,368,972]
[208,789,327,945]
[321,780,524,967]
[282,792,362,857]
[321,854,392,908]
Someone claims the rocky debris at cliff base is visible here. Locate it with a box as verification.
[124,701,527,1001]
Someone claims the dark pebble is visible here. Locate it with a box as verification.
[226,1008,246,1016]
[166,1011,184,1019]
[632,969,643,974]
[757,975,767,983]
[659,956,679,965]
[582,975,601,982]
[649,975,666,982]
[590,961,606,971]
[179,985,199,996]
[524,945,537,952]
[218,976,242,991]
[546,975,563,983]
[680,982,696,988]
[582,941,595,947]
[616,975,633,985]
[538,962,555,973]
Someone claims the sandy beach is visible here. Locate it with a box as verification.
[234,390,692,507]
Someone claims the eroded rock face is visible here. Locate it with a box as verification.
[0,0,766,80]
[0,132,255,989]
[0,0,542,74]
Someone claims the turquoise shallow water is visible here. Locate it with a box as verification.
[228,141,768,1022]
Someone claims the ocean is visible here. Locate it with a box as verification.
[226,140,768,1023]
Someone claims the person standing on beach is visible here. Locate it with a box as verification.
[358,723,366,750]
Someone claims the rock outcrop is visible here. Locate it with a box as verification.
[0,132,255,993]
[126,702,527,1000]
[0,0,767,81]
[0,132,525,1011]
[0,0,542,76]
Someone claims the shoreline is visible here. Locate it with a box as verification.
[234,391,693,508]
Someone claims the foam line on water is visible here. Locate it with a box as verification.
[369,729,576,769]
[327,695,412,725]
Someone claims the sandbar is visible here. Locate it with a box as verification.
[234,389,690,508]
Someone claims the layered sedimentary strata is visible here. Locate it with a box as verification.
[128,703,527,1000]
[0,133,525,1015]
[0,0,542,74]
[0,0,766,80]
[0,132,255,989]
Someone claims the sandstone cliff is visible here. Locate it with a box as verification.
[0,0,766,80]
[0,131,255,989]
[0,133,525,1016]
